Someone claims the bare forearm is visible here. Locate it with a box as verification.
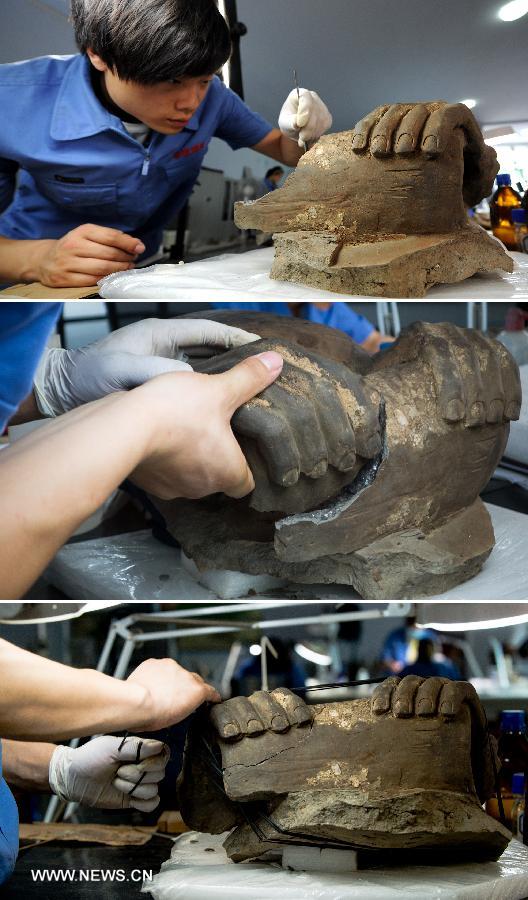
[279,133,304,167]
[252,129,303,167]
[2,740,54,791]
[10,391,45,426]
[0,236,51,283]
[0,391,152,598]
[0,639,153,740]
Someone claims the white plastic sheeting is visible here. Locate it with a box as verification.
[142,832,528,900]
[505,364,528,465]
[98,249,528,301]
[45,504,528,601]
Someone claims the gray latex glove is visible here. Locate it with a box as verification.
[33,317,260,416]
[49,735,170,812]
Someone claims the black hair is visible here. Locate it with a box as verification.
[266,166,285,179]
[71,0,232,84]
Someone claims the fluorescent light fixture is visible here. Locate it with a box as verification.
[483,125,516,139]
[249,644,262,656]
[294,642,332,666]
[416,603,528,632]
[460,99,477,109]
[498,0,528,20]
[0,602,123,625]
[217,0,231,88]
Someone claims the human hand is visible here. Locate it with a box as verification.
[372,675,496,801]
[31,224,145,288]
[33,318,260,416]
[48,734,170,812]
[279,88,333,147]
[129,350,284,501]
[209,687,312,742]
[373,322,521,427]
[199,339,381,495]
[350,101,498,205]
[127,658,221,732]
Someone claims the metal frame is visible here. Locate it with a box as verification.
[44,601,409,822]
[467,301,489,331]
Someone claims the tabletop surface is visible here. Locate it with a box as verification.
[3,248,526,301]
[2,836,171,899]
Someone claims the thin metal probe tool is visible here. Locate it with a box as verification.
[293,68,308,153]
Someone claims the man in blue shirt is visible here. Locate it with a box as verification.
[0,0,332,288]
[260,166,285,195]
[212,301,393,354]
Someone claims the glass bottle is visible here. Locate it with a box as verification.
[490,174,523,250]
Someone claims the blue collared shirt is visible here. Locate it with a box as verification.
[211,302,375,345]
[0,55,272,258]
[0,302,62,432]
[0,741,19,885]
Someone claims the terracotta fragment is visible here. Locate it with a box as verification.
[150,311,521,600]
[234,102,513,297]
[177,678,510,864]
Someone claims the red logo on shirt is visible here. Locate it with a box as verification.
[173,142,206,160]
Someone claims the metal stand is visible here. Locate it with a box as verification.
[467,301,488,331]
[376,301,401,337]
[218,0,246,98]
[44,601,409,823]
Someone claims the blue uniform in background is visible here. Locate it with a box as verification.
[211,302,375,345]
[0,742,19,885]
[0,302,62,432]
[0,55,272,260]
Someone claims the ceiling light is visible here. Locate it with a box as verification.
[498,0,528,21]
[217,0,231,88]
[294,643,332,666]
[416,603,528,632]
[460,99,477,109]
[249,644,262,656]
[0,602,123,624]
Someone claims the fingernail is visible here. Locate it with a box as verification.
[134,242,146,254]
[222,723,239,739]
[372,700,385,714]
[308,459,328,478]
[371,135,387,155]
[247,719,263,735]
[488,400,504,423]
[469,401,484,422]
[281,468,299,487]
[444,398,465,421]
[338,450,357,470]
[271,714,289,731]
[363,433,381,458]
[418,700,433,715]
[394,700,409,717]
[256,351,284,373]
[352,133,364,149]
[422,135,438,155]
[440,702,455,716]
[506,401,521,420]
[396,134,414,153]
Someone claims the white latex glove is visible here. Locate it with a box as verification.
[278,88,333,147]
[49,735,170,812]
[33,317,260,416]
